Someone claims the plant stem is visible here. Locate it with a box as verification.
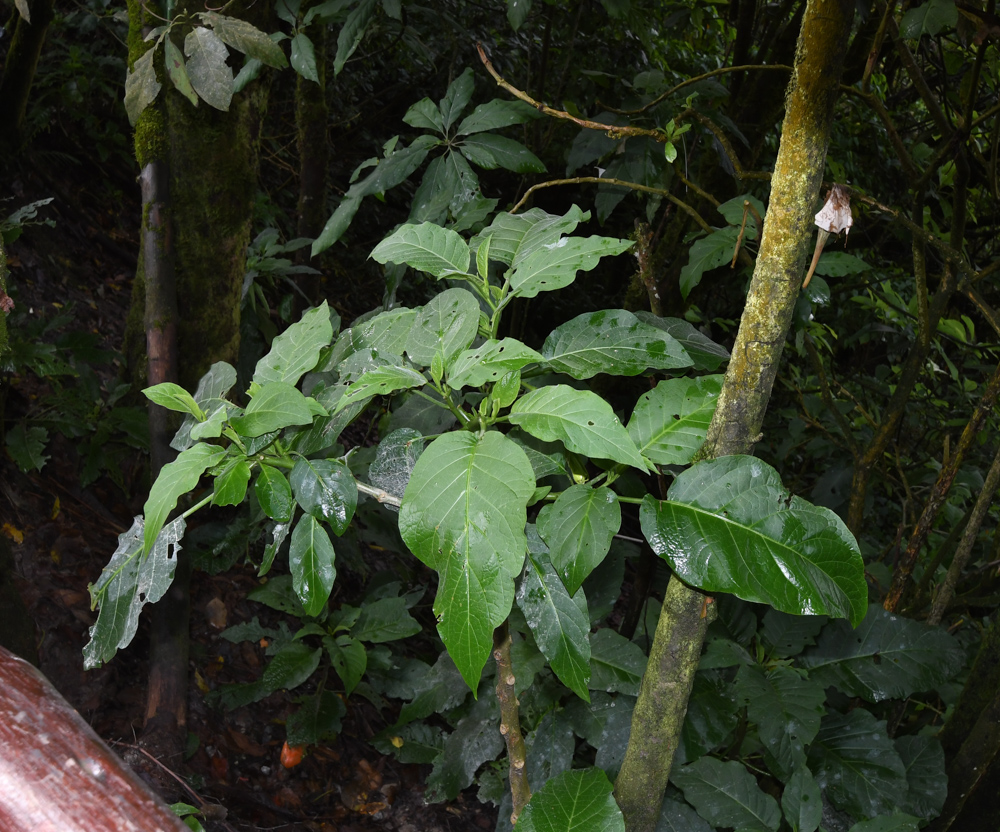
[493,621,530,825]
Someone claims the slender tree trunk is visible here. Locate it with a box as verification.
[614,2,855,828]
[0,0,56,151]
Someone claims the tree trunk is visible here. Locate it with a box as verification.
[614,1,854,828]
[0,0,56,151]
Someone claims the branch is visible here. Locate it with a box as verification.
[493,622,530,825]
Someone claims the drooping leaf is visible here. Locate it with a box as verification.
[895,734,947,820]
[679,226,741,299]
[589,629,646,695]
[370,222,472,277]
[164,37,199,106]
[460,134,545,173]
[627,375,723,465]
[542,309,692,379]
[333,365,427,414]
[781,765,822,832]
[671,757,781,832]
[289,513,336,616]
[290,458,357,535]
[641,456,867,625]
[716,194,767,240]
[124,47,162,125]
[506,0,532,30]
[331,307,417,363]
[515,768,624,832]
[253,302,334,387]
[230,382,323,437]
[536,484,620,595]
[456,99,540,135]
[509,236,634,299]
[290,32,318,82]
[807,708,908,820]
[815,251,871,276]
[405,287,480,367]
[516,552,592,701]
[199,12,288,67]
[333,0,377,75]
[509,385,650,472]
[633,313,730,371]
[184,26,233,111]
[447,338,543,389]
[474,205,589,268]
[800,605,964,701]
[399,431,535,689]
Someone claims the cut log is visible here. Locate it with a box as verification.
[0,645,188,832]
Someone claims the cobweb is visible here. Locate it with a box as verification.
[369,428,425,510]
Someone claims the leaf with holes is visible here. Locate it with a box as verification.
[627,375,723,466]
[370,222,472,278]
[537,484,620,595]
[509,236,634,299]
[447,338,542,389]
[405,288,480,367]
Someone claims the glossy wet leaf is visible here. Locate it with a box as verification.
[324,634,366,695]
[510,385,649,472]
[516,552,591,701]
[641,456,867,625]
[633,313,730,371]
[289,514,336,616]
[474,205,588,268]
[255,465,294,522]
[290,458,357,535]
[542,309,691,379]
[212,457,250,506]
[537,484,620,595]
[399,430,535,689]
[405,287,480,367]
[807,709,907,820]
[370,221,471,278]
[800,604,963,701]
[515,768,624,832]
[253,301,333,387]
[447,338,543,389]
[589,629,646,695]
[509,236,634,299]
[330,308,417,363]
[781,766,822,832]
[230,382,323,437]
[671,757,781,832]
[627,375,723,465]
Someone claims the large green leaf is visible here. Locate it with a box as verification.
[439,67,474,131]
[627,375,723,465]
[447,338,543,389]
[589,629,646,695]
[781,766,822,832]
[255,464,294,522]
[800,605,964,702]
[230,382,324,437]
[456,99,540,135]
[895,735,947,819]
[758,609,826,658]
[475,206,589,268]
[252,301,333,387]
[399,431,535,688]
[509,236,634,299]
[84,516,185,669]
[677,672,739,763]
[641,456,866,625]
[333,0,376,75]
[899,0,957,38]
[143,442,228,555]
[509,385,650,472]
[405,287,480,367]
[542,309,692,379]
[671,757,781,832]
[536,484,620,595]
[403,96,444,132]
[370,222,472,278]
[331,308,417,362]
[425,686,501,801]
[734,665,826,778]
[124,47,161,125]
[515,768,624,832]
[352,596,422,643]
[171,361,238,451]
[290,458,357,535]
[679,226,741,299]
[807,709,907,820]
[633,313,730,372]
[324,634,366,695]
[516,552,591,701]
[199,12,288,67]
[332,365,427,414]
[289,514,336,616]
[184,26,233,111]
[460,134,545,173]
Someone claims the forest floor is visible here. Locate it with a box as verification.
[1,158,497,832]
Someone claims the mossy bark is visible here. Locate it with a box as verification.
[0,0,56,151]
[0,236,9,361]
[614,2,854,829]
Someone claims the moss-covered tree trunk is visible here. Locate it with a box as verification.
[613,1,854,829]
[0,0,56,151]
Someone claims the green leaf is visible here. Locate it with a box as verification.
[144,443,228,555]
[248,573,306,616]
[627,376,722,466]
[403,97,444,132]
[286,689,345,746]
[255,465,294,522]
[542,309,692,379]
[332,365,427,414]
[230,382,322,437]
[671,757,781,832]
[759,609,826,658]
[334,0,376,75]
[352,596,421,643]
[781,766,822,832]
[899,0,957,38]
[537,485,620,595]
[633,313,730,371]
[5,424,49,472]
[679,226,740,299]
[184,27,233,111]
[373,722,444,764]
[439,67,475,131]
[516,552,592,701]
[589,629,646,695]
[475,206,589,268]
[524,711,575,791]
[734,665,825,778]
[807,709,907,820]
[509,385,650,472]
[895,735,947,819]
[84,516,185,668]
[456,99,540,135]
[144,382,205,419]
[199,12,288,67]
[398,431,535,689]
[324,634,366,695]
[289,514,336,616]
[460,134,545,173]
[164,37,199,106]
[425,686,502,801]
[509,236,634,299]
[171,361,238,452]
[263,640,323,691]
[641,456,867,625]
[515,768,624,832]
[657,797,712,832]
[370,222,471,278]
[124,47,162,125]
[506,0,532,30]
[405,287,480,367]
[290,32,318,82]
[847,814,921,832]
[678,672,739,762]
[261,521,290,576]
[212,457,251,507]
[332,307,417,362]
[253,302,334,387]
[717,194,766,240]
[815,251,870,276]
[800,605,964,702]
[447,338,542,389]
[290,458,357,535]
